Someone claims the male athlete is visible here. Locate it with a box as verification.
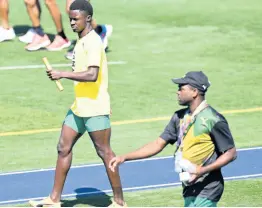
[29,0,126,206]
[109,71,237,207]
[65,0,113,60]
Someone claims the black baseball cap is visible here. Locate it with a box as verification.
[172,71,211,92]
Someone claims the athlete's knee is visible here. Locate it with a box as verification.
[45,0,56,7]
[57,139,72,157]
[24,0,36,7]
[65,6,69,14]
[66,0,73,14]
[91,19,97,28]
[0,0,8,5]
[96,145,114,159]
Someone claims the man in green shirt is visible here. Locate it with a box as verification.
[109,71,237,207]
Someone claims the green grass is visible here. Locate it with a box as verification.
[1,0,262,206]
[1,0,262,132]
[0,112,262,172]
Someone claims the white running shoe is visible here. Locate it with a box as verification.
[103,25,113,50]
[19,28,36,44]
[0,27,16,42]
[105,25,113,38]
[65,51,73,60]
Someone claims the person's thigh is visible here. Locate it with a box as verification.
[84,115,111,133]
[63,109,86,134]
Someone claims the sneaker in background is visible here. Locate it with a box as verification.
[46,35,71,51]
[0,27,16,42]
[25,34,51,51]
[19,28,36,44]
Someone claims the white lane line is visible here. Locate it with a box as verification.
[225,174,262,180]
[237,146,262,151]
[0,173,262,205]
[0,61,127,71]
[0,156,172,176]
[0,182,181,205]
[0,146,261,176]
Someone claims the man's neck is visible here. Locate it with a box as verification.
[189,98,205,115]
[78,24,93,38]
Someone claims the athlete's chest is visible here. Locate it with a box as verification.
[72,41,88,72]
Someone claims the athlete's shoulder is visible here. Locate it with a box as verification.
[80,31,101,53]
[198,106,226,128]
[174,108,188,119]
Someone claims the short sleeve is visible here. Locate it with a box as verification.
[160,113,178,145]
[211,120,235,153]
[84,35,102,67]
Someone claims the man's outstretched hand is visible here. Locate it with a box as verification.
[109,156,126,172]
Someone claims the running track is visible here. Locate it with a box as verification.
[0,147,262,205]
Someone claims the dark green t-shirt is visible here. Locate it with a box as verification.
[160,106,235,202]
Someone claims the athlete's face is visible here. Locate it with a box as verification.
[69,10,91,32]
[177,84,197,106]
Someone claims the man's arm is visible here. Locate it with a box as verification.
[109,137,168,172]
[109,113,178,172]
[197,147,236,176]
[47,35,102,82]
[46,66,99,82]
[124,137,168,161]
[192,120,237,178]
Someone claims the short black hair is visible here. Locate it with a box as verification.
[70,0,93,16]
[188,85,205,96]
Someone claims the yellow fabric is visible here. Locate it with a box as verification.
[71,30,110,117]
[182,126,215,165]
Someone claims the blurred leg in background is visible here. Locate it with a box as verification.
[0,0,16,42]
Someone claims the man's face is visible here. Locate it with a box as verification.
[69,10,88,33]
[177,84,197,106]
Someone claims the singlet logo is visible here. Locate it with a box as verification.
[72,51,76,71]
[200,117,208,127]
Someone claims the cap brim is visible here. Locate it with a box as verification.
[171,78,188,85]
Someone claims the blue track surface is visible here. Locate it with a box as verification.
[1,147,262,205]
